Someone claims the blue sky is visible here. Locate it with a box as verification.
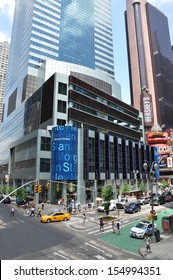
[0,0,173,103]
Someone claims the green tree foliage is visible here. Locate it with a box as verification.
[138,183,146,191]
[121,183,131,194]
[102,185,113,215]
[16,188,28,201]
[161,180,168,190]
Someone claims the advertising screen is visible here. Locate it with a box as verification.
[51,126,78,180]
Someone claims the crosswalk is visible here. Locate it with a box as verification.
[68,202,173,236]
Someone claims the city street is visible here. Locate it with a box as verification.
[0,203,139,260]
[1,201,173,260]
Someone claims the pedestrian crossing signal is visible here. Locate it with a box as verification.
[46,183,51,189]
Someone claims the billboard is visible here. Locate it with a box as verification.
[51,126,78,180]
[141,91,154,127]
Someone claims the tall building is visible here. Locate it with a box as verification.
[0,0,117,165]
[0,41,10,124]
[0,0,156,203]
[125,0,173,129]
[5,0,114,95]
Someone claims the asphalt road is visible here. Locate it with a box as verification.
[0,203,139,260]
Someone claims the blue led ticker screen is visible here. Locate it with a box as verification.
[51,126,78,181]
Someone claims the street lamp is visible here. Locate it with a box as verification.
[143,161,158,240]
[133,170,139,189]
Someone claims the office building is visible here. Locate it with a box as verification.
[0,41,10,124]
[125,0,173,129]
[0,0,117,165]
[0,61,154,204]
[0,1,157,203]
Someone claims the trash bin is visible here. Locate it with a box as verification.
[154,229,160,242]
[162,215,173,233]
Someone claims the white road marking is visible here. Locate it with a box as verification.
[53,251,69,260]
[85,242,105,253]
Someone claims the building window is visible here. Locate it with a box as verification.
[58,82,67,95]
[41,137,51,151]
[58,100,66,113]
[40,158,50,172]
[57,119,66,126]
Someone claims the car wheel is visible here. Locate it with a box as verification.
[63,217,68,221]
[46,219,51,223]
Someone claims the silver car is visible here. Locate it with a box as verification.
[130,220,157,239]
[138,196,150,205]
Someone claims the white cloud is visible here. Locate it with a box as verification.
[150,0,173,5]
[0,0,15,22]
[0,31,11,42]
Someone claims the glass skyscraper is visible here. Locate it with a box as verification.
[5,0,114,94]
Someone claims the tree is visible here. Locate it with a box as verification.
[121,183,131,195]
[138,183,146,192]
[102,185,113,215]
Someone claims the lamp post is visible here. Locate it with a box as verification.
[143,161,158,239]
[133,170,139,189]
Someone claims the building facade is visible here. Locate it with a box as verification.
[125,0,173,129]
[0,0,118,173]
[0,62,156,205]
[0,41,10,124]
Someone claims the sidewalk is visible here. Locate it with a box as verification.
[139,233,173,259]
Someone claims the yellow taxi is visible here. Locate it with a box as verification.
[40,211,71,223]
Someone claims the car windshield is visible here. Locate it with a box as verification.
[47,212,54,216]
[135,223,147,229]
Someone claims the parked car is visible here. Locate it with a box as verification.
[0,195,11,204]
[151,195,165,206]
[130,220,157,239]
[40,211,71,223]
[97,202,116,212]
[125,202,141,214]
[160,191,173,202]
[137,196,150,205]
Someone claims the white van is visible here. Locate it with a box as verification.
[116,197,137,208]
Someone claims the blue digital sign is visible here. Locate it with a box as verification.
[51,126,78,180]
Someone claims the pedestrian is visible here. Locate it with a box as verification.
[10,207,14,217]
[100,217,104,232]
[30,206,35,217]
[41,201,44,210]
[82,213,86,225]
[145,235,151,255]
[112,220,116,233]
[116,219,121,235]
[37,207,41,217]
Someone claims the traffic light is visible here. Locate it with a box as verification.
[38,184,42,193]
[46,182,51,189]
[34,185,38,193]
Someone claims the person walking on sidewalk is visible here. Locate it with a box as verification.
[116,219,121,235]
[41,201,44,210]
[37,207,42,217]
[82,213,86,225]
[100,217,104,232]
[145,235,151,255]
[30,206,35,217]
[10,207,14,217]
[112,220,116,233]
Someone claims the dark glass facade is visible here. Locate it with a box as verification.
[146,3,173,129]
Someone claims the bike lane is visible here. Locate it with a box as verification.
[98,208,173,255]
